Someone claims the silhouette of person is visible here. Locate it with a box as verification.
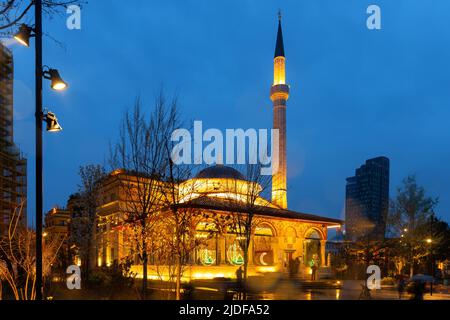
[397,277,405,300]
[411,281,425,300]
[294,257,300,275]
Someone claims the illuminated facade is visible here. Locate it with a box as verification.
[44,207,71,266]
[95,17,342,280]
[44,207,71,239]
[96,167,340,280]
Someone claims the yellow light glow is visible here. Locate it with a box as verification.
[178,178,263,204]
[51,81,67,91]
[111,169,125,176]
[336,289,341,300]
[273,56,286,85]
[271,189,287,209]
[426,238,432,244]
[130,265,277,281]
[193,272,218,280]
[14,35,29,47]
[255,266,277,273]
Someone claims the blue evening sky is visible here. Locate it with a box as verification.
[4,0,450,225]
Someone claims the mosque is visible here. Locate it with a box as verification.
[95,16,342,280]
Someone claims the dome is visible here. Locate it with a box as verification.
[195,165,246,180]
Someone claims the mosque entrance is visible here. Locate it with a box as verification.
[303,230,322,267]
[283,250,296,273]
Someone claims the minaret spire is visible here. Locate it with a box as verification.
[270,12,289,209]
[275,10,285,58]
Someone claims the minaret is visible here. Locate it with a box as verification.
[271,12,289,209]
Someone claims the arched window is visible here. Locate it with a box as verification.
[195,221,219,266]
[253,223,276,266]
[255,224,275,237]
[305,229,322,240]
[303,229,322,267]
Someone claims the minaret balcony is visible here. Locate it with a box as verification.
[270,84,290,101]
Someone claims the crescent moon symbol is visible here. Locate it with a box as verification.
[259,252,269,266]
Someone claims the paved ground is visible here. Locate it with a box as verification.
[47,278,450,300]
[253,280,450,300]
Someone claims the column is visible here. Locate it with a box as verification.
[320,240,327,267]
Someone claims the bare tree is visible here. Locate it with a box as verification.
[109,95,175,299]
[226,164,271,300]
[0,0,85,33]
[149,222,177,298]
[0,0,87,34]
[157,100,188,300]
[151,206,208,300]
[149,94,213,300]
[68,164,105,282]
[0,202,63,300]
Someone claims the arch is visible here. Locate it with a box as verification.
[284,226,297,245]
[303,227,325,268]
[255,221,277,237]
[304,227,325,240]
[284,226,297,237]
[253,222,277,266]
[195,220,218,232]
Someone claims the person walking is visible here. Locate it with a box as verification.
[294,257,301,276]
[410,281,425,300]
[358,283,372,300]
[311,264,318,281]
[397,277,406,300]
[312,265,317,281]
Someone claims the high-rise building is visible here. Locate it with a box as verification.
[0,42,27,236]
[345,157,389,241]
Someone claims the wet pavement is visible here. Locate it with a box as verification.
[250,280,450,300]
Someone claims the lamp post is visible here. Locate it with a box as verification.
[429,212,435,296]
[13,0,67,300]
[35,0,44,301]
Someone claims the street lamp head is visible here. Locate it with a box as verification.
[14,24,34,47]
[44,111,63,132]
[46,69,68,91]
[426,238,432,244]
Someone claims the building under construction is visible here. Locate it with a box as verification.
[0,42,27,236]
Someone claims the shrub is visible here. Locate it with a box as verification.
[381,277,396,286]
